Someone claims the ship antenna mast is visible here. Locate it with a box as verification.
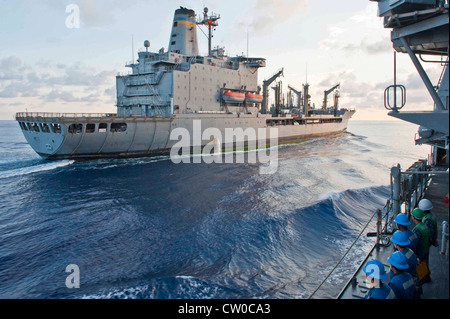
[247,26,250,61]
[132,35,134,64]
[306,63,308,84]
[197,7,220,57]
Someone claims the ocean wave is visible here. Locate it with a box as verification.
[0,157,40,166]
[67,135,342,172]
[81,284,152,299]
[76,155,172,171]
[314,235,376,298]
[81,276,231,299]
[346,132,367,139]
[318,185,388,202]
[0,160,75,179]
[0,121,433,299]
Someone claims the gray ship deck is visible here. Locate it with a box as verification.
[338,166,449,299]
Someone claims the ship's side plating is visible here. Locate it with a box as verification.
[16,110,353,160]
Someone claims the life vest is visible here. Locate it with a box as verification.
[414,222,430,259]
[423,213,438,243]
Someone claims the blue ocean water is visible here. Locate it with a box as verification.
[0,120,430,299]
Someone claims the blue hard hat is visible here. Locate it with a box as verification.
[388,251,409,270]
[394,214,411,226]
[391,230,411,246]
[363,259,388,280]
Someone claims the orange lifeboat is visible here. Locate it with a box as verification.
[222,90,245,103]
[245,92,263,104]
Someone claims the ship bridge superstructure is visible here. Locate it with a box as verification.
[116,6,266,117]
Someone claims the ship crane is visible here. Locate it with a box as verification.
[287,90,293,108]
[288,85,302,108]
[262,68,284,114]
[271,81,283,116]
[323,83,340,111]
[333,89,340,116]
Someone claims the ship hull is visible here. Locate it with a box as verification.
[16,111,355,160]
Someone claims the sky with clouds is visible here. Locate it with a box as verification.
[0,0,444,120]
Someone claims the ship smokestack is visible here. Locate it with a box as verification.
[168,7,199,56]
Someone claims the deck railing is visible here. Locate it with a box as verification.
[15,112,119,119]
[15,112,174,120]
[311,159,449,299]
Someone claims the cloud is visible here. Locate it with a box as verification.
[405,65,442,90]
[320,28,391,55]
[318,70,381,101]
[0,84,19,98]
[312,64,444,112]
[237,0,309,35]
[0,56,116,104]
[45,89,80,102]
[319,4,391,55]
[0,81,40,98]
[44,63,116,87]
[40,0,147,29]
[104,86,116,101]
[0,56,26,81]
[329,26,345,38]
[0,56,22,72]
[41,89,102,103]
[339,36,392,55]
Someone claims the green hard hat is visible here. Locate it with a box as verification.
[412,208,424,219]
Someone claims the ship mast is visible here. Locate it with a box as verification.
[197,7,220,57]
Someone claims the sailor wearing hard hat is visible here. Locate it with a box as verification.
[411,208,431,264]
[419,199,438,247]
[363,259,396,299]
[390,230,417,280]
[394,213,419,254]
[387,251,416,299]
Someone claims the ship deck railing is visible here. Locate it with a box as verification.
[307,158,449,299]
[338,163,448,299]
[15,112,174,121]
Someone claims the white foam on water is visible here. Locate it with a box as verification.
[0,160,75,179]
[318,185,387,202]
[318,190,344,201]
[0,157,38,165]
[81,284,151,299]
[175,275,196,280]
[81,276,220,299]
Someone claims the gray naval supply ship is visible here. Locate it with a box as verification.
[15,6,354,160]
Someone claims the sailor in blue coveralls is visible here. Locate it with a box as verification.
[387,251,416,299]
[394,213,419,254]
[363,259,396,299]
[390,230,418,279]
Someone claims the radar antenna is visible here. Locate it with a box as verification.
[144,40,150,52]
[197,7,220,57]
